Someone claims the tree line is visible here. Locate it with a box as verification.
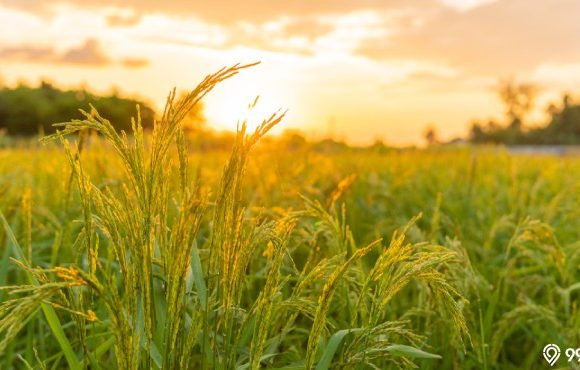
[0,81,156,136]
[469,81,580,145]
[3,79,579,146]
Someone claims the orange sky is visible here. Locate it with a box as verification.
[1,0,579,145]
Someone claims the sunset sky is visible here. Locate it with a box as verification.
[1,0,579,144]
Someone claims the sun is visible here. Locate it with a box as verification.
[202,69,288,133]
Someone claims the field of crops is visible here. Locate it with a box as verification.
[0,66,579,369]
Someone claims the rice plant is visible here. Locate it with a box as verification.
[0,64,578,369]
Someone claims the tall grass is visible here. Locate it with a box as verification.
[0,64,578,369]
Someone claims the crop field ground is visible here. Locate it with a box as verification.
[0,65,579,369]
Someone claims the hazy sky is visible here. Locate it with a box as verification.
[1,0,579,144]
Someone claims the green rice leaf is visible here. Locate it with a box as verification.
[386,344,442,359]
[315,328,362,370]
[0,210,82,370]
[190,242,207,309]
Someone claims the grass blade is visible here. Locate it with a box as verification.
[315,328,362,370]
[386,344,442,359]
[0,210,82,370]
[190,242,207,308]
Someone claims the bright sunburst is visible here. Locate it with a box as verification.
[203,69,288,133]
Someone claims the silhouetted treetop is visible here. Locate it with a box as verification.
[469,80,580,145]
[0,81,156,136]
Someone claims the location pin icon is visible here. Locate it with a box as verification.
[543,344,560,367]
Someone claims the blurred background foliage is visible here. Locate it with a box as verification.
[1,79,580,146]
[0,81,157,136]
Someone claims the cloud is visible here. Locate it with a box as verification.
[0,38,148,68]
[121,57,149,68]
[221,17,336,55]
[387,71,494,94]
[356,0,580,75]
[134,13,370,56]
[0,0,407,22]
[2,0,580,81]
[439,0,498,12]
[279,18,335,40]
[0,45,53,61]
[530,63,580,90]
[0,1,460,60]
[59,38,110,65]
[106,12,141,27]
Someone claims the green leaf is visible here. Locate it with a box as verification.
[236,353,279,370]
[315,328,362,370]
[386,344,442,359]
[150,342,163,369]
[0,210,82,370]
[268,365,305,370]
[190,242,207,308]
[0,239,11,299]
[94,336,116,357]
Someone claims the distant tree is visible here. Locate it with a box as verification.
[368,139,390,154]
[279,129,307,151]
[0,82,156,136]
[423,125,439,145]
[498,79,537,129]
[467,80,537,145]
[469,121,485,143]
[468,88,580,145]
[312,138,348,153]
[541,94,580,143]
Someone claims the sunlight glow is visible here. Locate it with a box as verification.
[204,79,288,134]
[440,0,498,12]
[1,0,577,144]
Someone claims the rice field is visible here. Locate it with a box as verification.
[0,65,579,369]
